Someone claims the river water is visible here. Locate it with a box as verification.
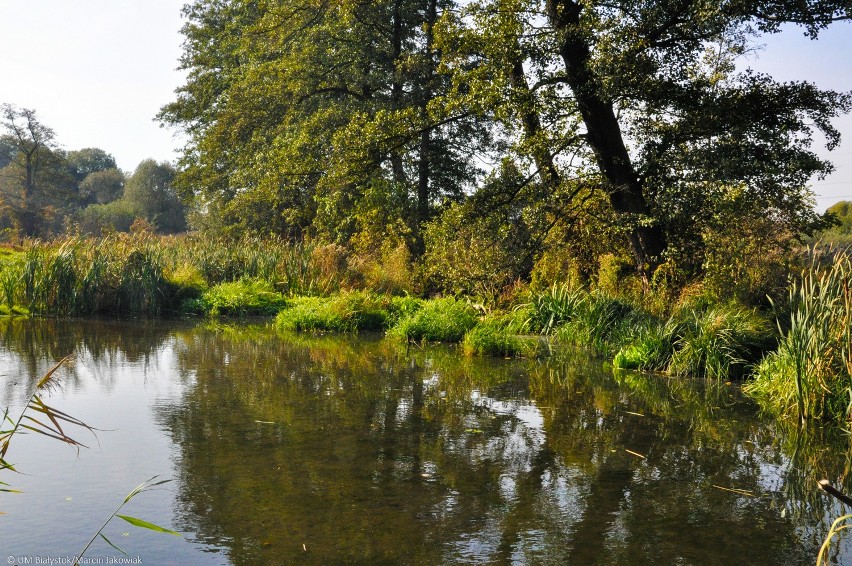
[0,318,850,565]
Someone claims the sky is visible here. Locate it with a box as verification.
[0,2,850,210]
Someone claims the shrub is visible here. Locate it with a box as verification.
[387,297,478,342]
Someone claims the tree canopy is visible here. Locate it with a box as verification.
[160,0,850,282]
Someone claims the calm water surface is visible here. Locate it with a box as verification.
[1,318,851,565]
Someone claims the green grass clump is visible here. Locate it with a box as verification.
[276,291,393,332]
[613,320,677,371]
[612,303,772,379]
[555,293,647,356]
[190,279,287,317]
[524,283,585,334]
[388,297,478,342]
[746,250,852,423]
[462,319,524,357]
[668,305,771,379]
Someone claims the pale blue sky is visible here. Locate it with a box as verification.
[0,2,849,210]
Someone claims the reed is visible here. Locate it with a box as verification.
[745,250,852,423]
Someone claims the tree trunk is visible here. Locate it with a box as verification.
[509,57,560,189]
[546,0,665,279]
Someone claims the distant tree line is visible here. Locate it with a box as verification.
[0,103,186,238]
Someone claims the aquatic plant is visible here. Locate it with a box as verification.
[668,305,771,379]
[555,293,647,356]
[523,283,585,334]
[1,356,180,558]
[191,279,287,317]
[746,250,852,423]
[276,291,394,332]
[387,296,478,342]
[462,318,524,357]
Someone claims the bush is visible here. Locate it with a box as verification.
[387,297,478,342]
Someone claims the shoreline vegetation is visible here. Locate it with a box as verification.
[2,234,851,425]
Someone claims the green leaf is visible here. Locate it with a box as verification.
[116,515,181,536]
[99,533,128,556]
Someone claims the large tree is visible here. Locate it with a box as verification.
[436,0,851,278]
[160,0,487,251]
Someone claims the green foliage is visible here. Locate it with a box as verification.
[555,293,647,356]
[275,291,398,333]
[612,321,677,372]
[612,303,773,379]
[78,168,125,206]
[523,283,586,334]
[387,296,478,343]
[190,279,287,317]
[421,197,532,301]
[746,250,852,423]
[818,200,852,245]
[123,159,186,234]
[668,306,772,379]
[462,318,524,358]
[78,199,136,235]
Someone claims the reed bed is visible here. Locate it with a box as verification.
[745,250,852,423]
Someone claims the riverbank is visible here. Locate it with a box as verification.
[1,235,850,425]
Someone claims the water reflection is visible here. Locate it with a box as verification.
[1,319,851,564]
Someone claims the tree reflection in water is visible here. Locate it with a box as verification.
[148,324,852,565]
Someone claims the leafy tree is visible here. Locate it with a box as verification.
[435,0,851,279]
[77,199,135,235]
[78,168,125,206]
[124,159,186,234]
[160,0,486,251]
[65,147,117,183]
[0,104,75,237]
[818,200,852,244]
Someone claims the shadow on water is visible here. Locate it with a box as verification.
[2,319,852,564]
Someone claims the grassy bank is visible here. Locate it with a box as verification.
[6,235,852,424]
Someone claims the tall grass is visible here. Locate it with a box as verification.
[276,291,402,333]
[611,303,771,379]
[524,283,585,334]
[745,250,852,423]
[387,297,478,342]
